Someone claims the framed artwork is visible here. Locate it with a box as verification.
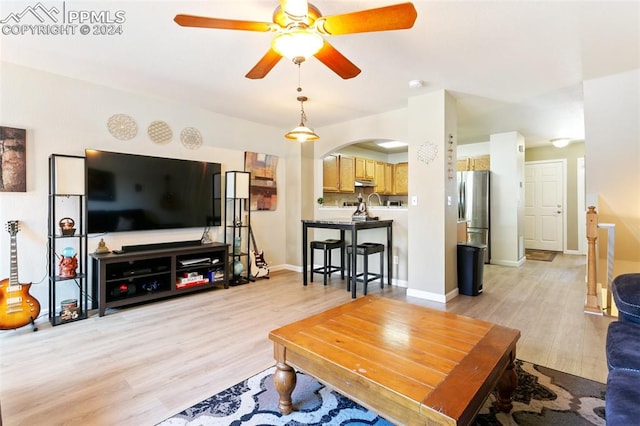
[0,126,27,192]
[244,152,278,211]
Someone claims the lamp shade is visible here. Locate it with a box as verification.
[225,171,250,198]
[284,95,319,142]
[284,124,320,142]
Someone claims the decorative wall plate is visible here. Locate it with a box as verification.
[107,114,137,140]
[180,127,203,149]
[148,121,172,144]
[417,142,438,164]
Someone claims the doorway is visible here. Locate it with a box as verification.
[524,160,566,251]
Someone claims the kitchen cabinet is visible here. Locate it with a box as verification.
[323,155,355,193]
[384,163,394,195]
[457,155,490,171]
[394,162,408,195]
[355,157,375,180]
[374,161,386,193]
[323,155,340,192]
[338,156,355,192]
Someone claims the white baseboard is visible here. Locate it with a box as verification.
[491,257,526,267]
[406,287,456,303]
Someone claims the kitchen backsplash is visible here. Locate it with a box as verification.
[321,192,408,207]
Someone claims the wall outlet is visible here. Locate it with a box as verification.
[393,255,399,265]
[411,196,418,206]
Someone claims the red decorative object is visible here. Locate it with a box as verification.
[59,254,78,278]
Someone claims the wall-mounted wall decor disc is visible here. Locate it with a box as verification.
[180,127,202,149]
[107,114,137,140]
[417,142,438,164]
[148,121,172,144]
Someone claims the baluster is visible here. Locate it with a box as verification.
[585,206,603,315]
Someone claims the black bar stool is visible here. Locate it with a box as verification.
[346,242,385,296]
[310,239,345,285]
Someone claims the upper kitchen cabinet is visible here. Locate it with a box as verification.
[323,155,355,193]
[339,156,355,192]
[394,162,408,195]
[355,157,375,180]
[457,155,490,171]
[373,161,388,194]
[323,155,340,192]
[384,163,394,195]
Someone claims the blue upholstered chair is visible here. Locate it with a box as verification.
[611,273,640,323]
[606,273,640,425]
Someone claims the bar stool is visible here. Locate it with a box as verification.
[310,239,345,285]
[346,242,385,296]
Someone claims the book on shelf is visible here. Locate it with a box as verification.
[176,278,210,289]
[179,274,204,284]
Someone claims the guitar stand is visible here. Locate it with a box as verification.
[29,316,38,332]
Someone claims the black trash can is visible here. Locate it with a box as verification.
[457,243,487,296]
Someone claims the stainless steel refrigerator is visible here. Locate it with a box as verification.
[457,170,490,263]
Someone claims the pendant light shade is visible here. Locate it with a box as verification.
[285,96,319,142]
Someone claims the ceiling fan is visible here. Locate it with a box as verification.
[174,0,417,80]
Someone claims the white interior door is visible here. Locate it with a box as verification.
[524,161,564,251]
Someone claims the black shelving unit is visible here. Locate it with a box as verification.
[224,171,252,285]
[48,154,89,326]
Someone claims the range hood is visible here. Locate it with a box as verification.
[354,179,376,187]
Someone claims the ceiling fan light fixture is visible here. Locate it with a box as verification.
[285,96,319,142]
[272,28,323,60]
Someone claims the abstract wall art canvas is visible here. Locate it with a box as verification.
[244,152,278,211]
[0,126,27,192]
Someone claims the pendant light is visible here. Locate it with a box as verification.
[285,95,319,142]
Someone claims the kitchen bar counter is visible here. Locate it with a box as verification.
[302,219,393,298]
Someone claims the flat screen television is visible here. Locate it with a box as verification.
[85,150,221,233]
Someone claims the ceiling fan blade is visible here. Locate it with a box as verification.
[245,49,284,79]
[317,2,417,35]
[314,41,361,79]
[174,14,273,32]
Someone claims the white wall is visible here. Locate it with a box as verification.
[583,69,640,273]
[489,131,526,266]
[457,141,490,158]
[0,62,288,314]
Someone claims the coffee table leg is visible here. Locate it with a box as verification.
[273,362,297,415]
[495,350,518,412]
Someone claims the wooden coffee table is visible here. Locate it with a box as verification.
[268,295,520,425]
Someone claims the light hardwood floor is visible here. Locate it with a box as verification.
[0,253,613,425]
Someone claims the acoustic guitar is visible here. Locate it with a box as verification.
[249,225,269,279]
[0,221,40,331]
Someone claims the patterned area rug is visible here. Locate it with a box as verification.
[158,360,606,425]
[525,249,558,262]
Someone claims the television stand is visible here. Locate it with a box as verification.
[91,242,229,316]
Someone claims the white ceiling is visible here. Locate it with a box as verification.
[2,1,638,147]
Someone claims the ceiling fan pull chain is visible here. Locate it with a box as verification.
[296,61,303,92]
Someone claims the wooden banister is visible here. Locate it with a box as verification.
[585,206,603,315]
